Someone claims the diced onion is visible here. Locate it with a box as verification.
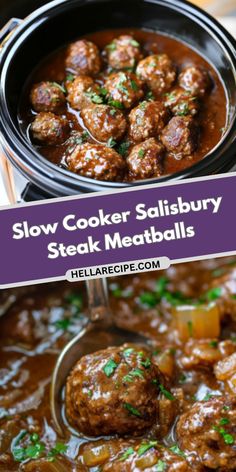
[135,452,157,469]
[83,444,110,466]
[154,351,174,377]
[173,303,220,341]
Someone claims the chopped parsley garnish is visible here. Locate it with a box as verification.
[85,90,104,104]
[177,102,189,116]
[146,90,155,101]
[123,368,144,383]
[131,80,138,91]
[213,424,234,445]
[139,291,157,307]
[212,268,226,277]
[47,442,68,461]
[124,402,142,417]
[52,82,66,93]
[155,277,169,296]
[66,73,75,82]
[231,335,236,343]
[65,292,83,311]
[141,357,151,369]
[119,447,134,461]
[130,39,140,47]
[100,87,108,96]
[159,384,175,400]
[179,373,187,384]
[106,42,116,51]
[169,445,186,458]
[204,287,222,301]
[54,318,71,331]
[156,460,167,471]
[138,149,145,158]
[107,137,117,148]
[12,430,45,462]
[108,99,124,109]
[110,108,117,116]
[123,348,134,357]
[103,359,118,377]
[209,340,218,348]
[202,393,215,401]
[137,440,158,456]
[118,140,130,156]
[219,418,230,426]
[222,405,230,411]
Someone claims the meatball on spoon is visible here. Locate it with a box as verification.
[51,278,148,436]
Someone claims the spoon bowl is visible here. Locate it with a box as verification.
[51,279,149,436]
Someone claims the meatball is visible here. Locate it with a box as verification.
[66,142,125,181]
[164,87,200,117]
[178,339,236,370]
[65,39,101,76]
[176,397,236,470]
[80,439,191,471]
[208,267,236,320]
[129,100,168,142]
[66,76,101,110]
[127,138,164,179]
[30,81,66,113]
[31,112,69,145]
[65,344,164,436]
[81,105,127,142]
[105,35,143,70]
[136,54,176,95]
[214,352,236,394]
[105,72,144,109]
[178,66,211,97]
[161,116,198,159]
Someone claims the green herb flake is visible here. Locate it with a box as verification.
[138,148,145,158]
[107,137,117,148]
[119,447,134,461]
[103,359,118,377]
[203,393,214,401]
[124,402,142,417]
[131,80,139,91]
[231,335,236,343]
[108,99,124,109]
[118,141,130,156]
[130,39,140,47]
[209,340,218,348]
[146,91,155,101]
[137,440,158,456]
[141,358,151,369]
[169,445,186,458]
[156,460,167,471]
[177,102,189,116]
[123,348,134,357]
[65,293,83,311]
[139,292,157,307]
[222,405,230,411]
[66,73,75,82]
[55,318,71,331]
[100,87,108,96]
[123,368,144,383]
[179,373,187,384]
[106,42,116,51]
[159,384,175,400]
[52,82,66,94]
[213,425,234,445]
[205,287,222,301]
[219,418,230,426]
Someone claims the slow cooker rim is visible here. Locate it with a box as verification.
[0,0,236,194]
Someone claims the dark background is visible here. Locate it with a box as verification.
[0,0,49,27]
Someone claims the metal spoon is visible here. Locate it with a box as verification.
[50,278,149,436]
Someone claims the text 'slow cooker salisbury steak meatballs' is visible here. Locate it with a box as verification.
[65,344,165,436]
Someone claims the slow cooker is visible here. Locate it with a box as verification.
[0,0,236,202]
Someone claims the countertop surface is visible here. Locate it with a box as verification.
[0,15,235,206]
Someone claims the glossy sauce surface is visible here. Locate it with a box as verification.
[0,257,236,470]
[19,28,227,180]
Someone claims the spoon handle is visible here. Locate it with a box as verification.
[86,278,112,325]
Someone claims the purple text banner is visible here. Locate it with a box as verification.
[0,173,235,287]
